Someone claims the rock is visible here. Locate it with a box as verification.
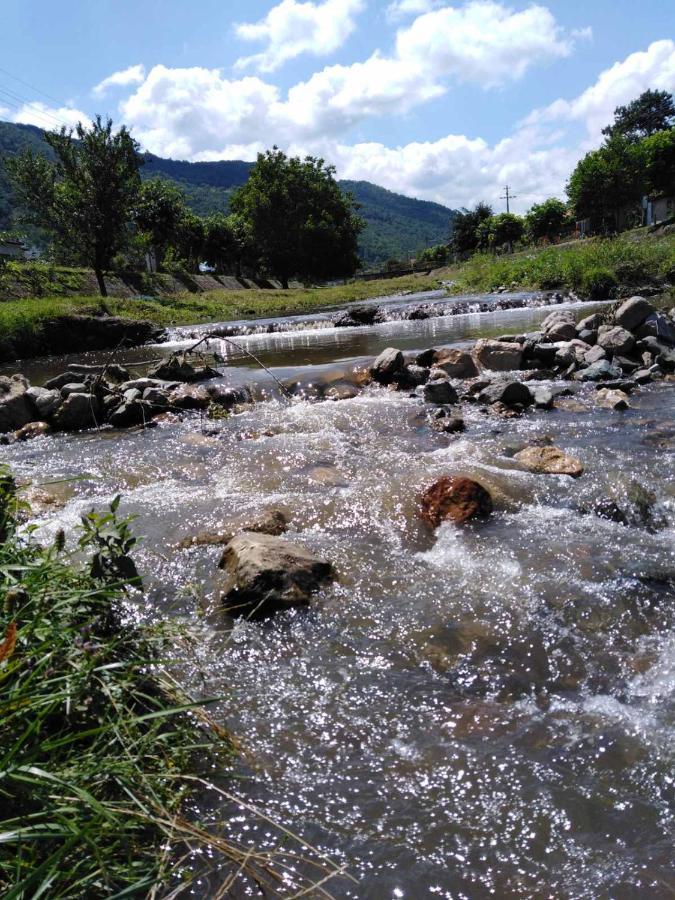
[0,375,35,433]
[14,421,50,441]
[479,380,533,408]
[633,368,653,385]
[218,532,335,617]
[634,312,675,346]
[614,296,654,331]
[473,339,522,371]
[583,344,607,365]
[577,313,604,332]
[593,499,628,526]
[577,329,597,345]
[51,392,100,431]
[149,356,219,382]
[400,365,429,387]
[514,446,584,477]
[423,379,458,405]
[121,377,179,393]
[541,310,576,341]
[26,386,62,419]
[68,362,131,383]
[108,399,151,427]
[325,382,360,401]
[168,384,210,410]
[43,371,81,391]
[613,355,639,373]
[434,415,466,434]
[207,384,251,408]
[529,386,555,409]
[142,387,171,408]
[60,382,88,397]
[333,305,384,327]
[419,476,493,527]
[123,388,142,402]
[371,347,404,384]
[597,325,635,355]
[432,348,479,379]
[575,359,622,382]
[596,388,629,410]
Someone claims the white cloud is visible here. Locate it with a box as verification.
[386,0,439,21]
[9,101,90,131]
[92,64,146,97]
[235,0,364,73]
[524,39,675,140]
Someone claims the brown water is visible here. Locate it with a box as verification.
[4,292,675,897]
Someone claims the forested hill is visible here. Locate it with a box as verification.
[0,120,457,266]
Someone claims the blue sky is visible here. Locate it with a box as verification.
[1,1,674,211]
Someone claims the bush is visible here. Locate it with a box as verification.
[580,267,618,300]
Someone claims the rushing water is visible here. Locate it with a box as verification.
[4,292,675,897]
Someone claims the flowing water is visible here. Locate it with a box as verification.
[3,291,675,897]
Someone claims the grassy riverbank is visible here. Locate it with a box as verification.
[439,231,675,295]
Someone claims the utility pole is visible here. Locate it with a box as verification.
[500,185,517,213]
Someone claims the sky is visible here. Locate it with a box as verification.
[1,0,674,213]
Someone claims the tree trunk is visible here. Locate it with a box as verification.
[281,276,289,289]
[94,267,108,297]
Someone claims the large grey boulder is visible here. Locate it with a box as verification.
[540,310,576,341]
[26,386,62,419]
[613,296,654,331]
[371,347,404,384]
[479,380,533,407]
[218,532,335,617]
[51,392,100,431]
[432,348,479,379]
[634,312,675,346]
[574,359,622,381]
[576,313,603,333]
[108,399,150,428]
[473,339,522,371]
[423,379,458,405]
[583,345,606,365]
[596,325,635,355]
[0,375,35,433]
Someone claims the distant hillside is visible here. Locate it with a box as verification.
[0,120,457,266]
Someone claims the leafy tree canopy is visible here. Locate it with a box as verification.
[230,148,364,287]
[602,89,675,141]
[450,202,493,255]
[476,213,525,252]
[5,116,141,295]
[133,178,188,266]
[525,198,569,243]
[641,127,675,198]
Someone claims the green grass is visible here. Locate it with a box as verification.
[437,232,675,295]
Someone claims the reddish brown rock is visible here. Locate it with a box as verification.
[419,476,493,527]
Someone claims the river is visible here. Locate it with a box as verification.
[3,291,674,897]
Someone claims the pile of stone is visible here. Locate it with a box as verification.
[0,356,250,440]
[368,297,674,418]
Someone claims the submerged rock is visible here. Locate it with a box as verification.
[596,388,630,410]
[14,420,50,441]
[419,476,493,527]
[514,445,584,477]
[218,532,335,617]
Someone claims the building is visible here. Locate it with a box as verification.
[643,194,675,226]
[0,238,28,260]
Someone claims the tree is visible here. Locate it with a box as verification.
[230,148,364,288]
[567,135,644,233]
[134,178,188,269]
[642,128,675,198]
[525,198,569,244]
[476,213,524,252]
[449,202,492,255]
[416,243,449,266]
[602,89,675,141]
[5,116,141,296]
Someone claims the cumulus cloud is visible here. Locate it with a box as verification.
[386,0,439,21]
[92,64,146,97]
[235,0,364,73]
[9,101,90,131]
[524,39,675,140]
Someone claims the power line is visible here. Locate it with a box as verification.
[500,184,517,213]
[0,65,69,110]
[0,85,73,130]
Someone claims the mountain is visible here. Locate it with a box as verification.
[0,120,456,266]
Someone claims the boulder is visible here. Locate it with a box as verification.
[432,348,479,379]
[613,296,654,331]
[207,384,252,408]
[577,329,597,345]
[108,399,151,428]
[433,416,466,434]
[596,325,635,355]
[60,382,88,397]
[634,312,675,346]
[479,380,533,408]
[473,339,523,371]
[423,379,458,405]
[120,377,179,393]
[68,362,131,383]
[576,313,604,333]
[575,359,622,382]
[419,476,493,527]
[0,375,35,433]
[400,365,429,387]
[325,382,360,401]
[26,386,61,419]
[371,347,404,384]
[529,385,555,409]
[14,421,50,441]
[168,384,210,410]
[333,305,384,327]
[541,310,576,341]
[149,356,219,383]
[633,368,653,385]
[43,371,80,391]
[583,345,606,365]
[514,445,584,477]
[218,532,335,617]
[51,392,100,431]
[142,387,171,408]
[596,388,629,411]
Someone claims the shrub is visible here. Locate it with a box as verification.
[580,267,618,300]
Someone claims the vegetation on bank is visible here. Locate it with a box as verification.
[439,231,675,297]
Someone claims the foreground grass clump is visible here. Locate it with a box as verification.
[439,232,675,295]
[0,471,230,897]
